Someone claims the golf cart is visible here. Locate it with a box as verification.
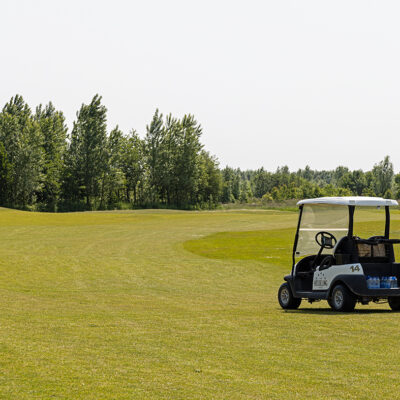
[278,196,400,312]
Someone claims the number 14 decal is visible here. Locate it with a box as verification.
[350,265,360,272]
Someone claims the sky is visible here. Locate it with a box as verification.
[1,0,399,172]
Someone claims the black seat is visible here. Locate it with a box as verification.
[334,236,358,264]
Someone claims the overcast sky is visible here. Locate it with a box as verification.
[1,0,399,171]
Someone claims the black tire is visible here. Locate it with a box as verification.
[329,284,356,312]
[388,297,400,311]
[278,282,301,310]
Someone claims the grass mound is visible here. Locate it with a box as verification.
[184,229,293,266]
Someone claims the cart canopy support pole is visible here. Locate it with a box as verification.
[291,205,304,276]
[348,205,355,238]
[385,206,390,238]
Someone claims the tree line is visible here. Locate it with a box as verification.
[222,156,400,203]
[0,95,221,211]
[0,94,399,212]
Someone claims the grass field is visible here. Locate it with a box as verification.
[1,207,400,399]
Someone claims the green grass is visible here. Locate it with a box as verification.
[1,207,400,399]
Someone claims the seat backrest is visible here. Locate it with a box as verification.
[334,236,358,264]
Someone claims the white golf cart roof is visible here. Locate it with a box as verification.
[297,196,398,207]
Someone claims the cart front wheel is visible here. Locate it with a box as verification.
[278,283,301,310]
[388,297,400,311]
[329,284,356,312]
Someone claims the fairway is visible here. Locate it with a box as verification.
[1,208,400,399]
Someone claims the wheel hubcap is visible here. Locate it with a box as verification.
[281,288,290,305]
[333,289,344,308]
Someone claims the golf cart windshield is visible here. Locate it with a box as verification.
[297,205,348,256]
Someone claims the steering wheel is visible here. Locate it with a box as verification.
[315,231,337,249]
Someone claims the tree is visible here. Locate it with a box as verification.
[0,142,11,204]
[144,109,164,205]
[170,114,203,207]
[35,102,67,210]
[253,168,274,198]
[63,95,108,209]
[239,180,253,203]
[143,112,206,208]
[338,170,367,196]
[333,166,350,185]
[394,174,400,199]
[121,130,144,205]
[197,151,222,207]
[0,95,43,207]
[101,126,126,208]
[372,156,394,196]
[221,167,243,203]
[158,114,179,205]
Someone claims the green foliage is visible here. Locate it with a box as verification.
[142,111,220,209]
[0,94,398,211]
[0,95,43,207]
[231,157,398,204]
[35,102,67,210]
[221,167,240,202]
[121,130,144,205]
[394,174,400,199]
[372,155,394,196]
[64,94,108,209]
[0,142,11,204]
[144,109,164,205]
[100,126,125,209]
[197,151,222,208]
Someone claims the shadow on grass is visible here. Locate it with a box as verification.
[282,307,396,315]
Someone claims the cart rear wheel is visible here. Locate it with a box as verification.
[278,283,301,310]
[329,284,356,312]
[388,297,400,311]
